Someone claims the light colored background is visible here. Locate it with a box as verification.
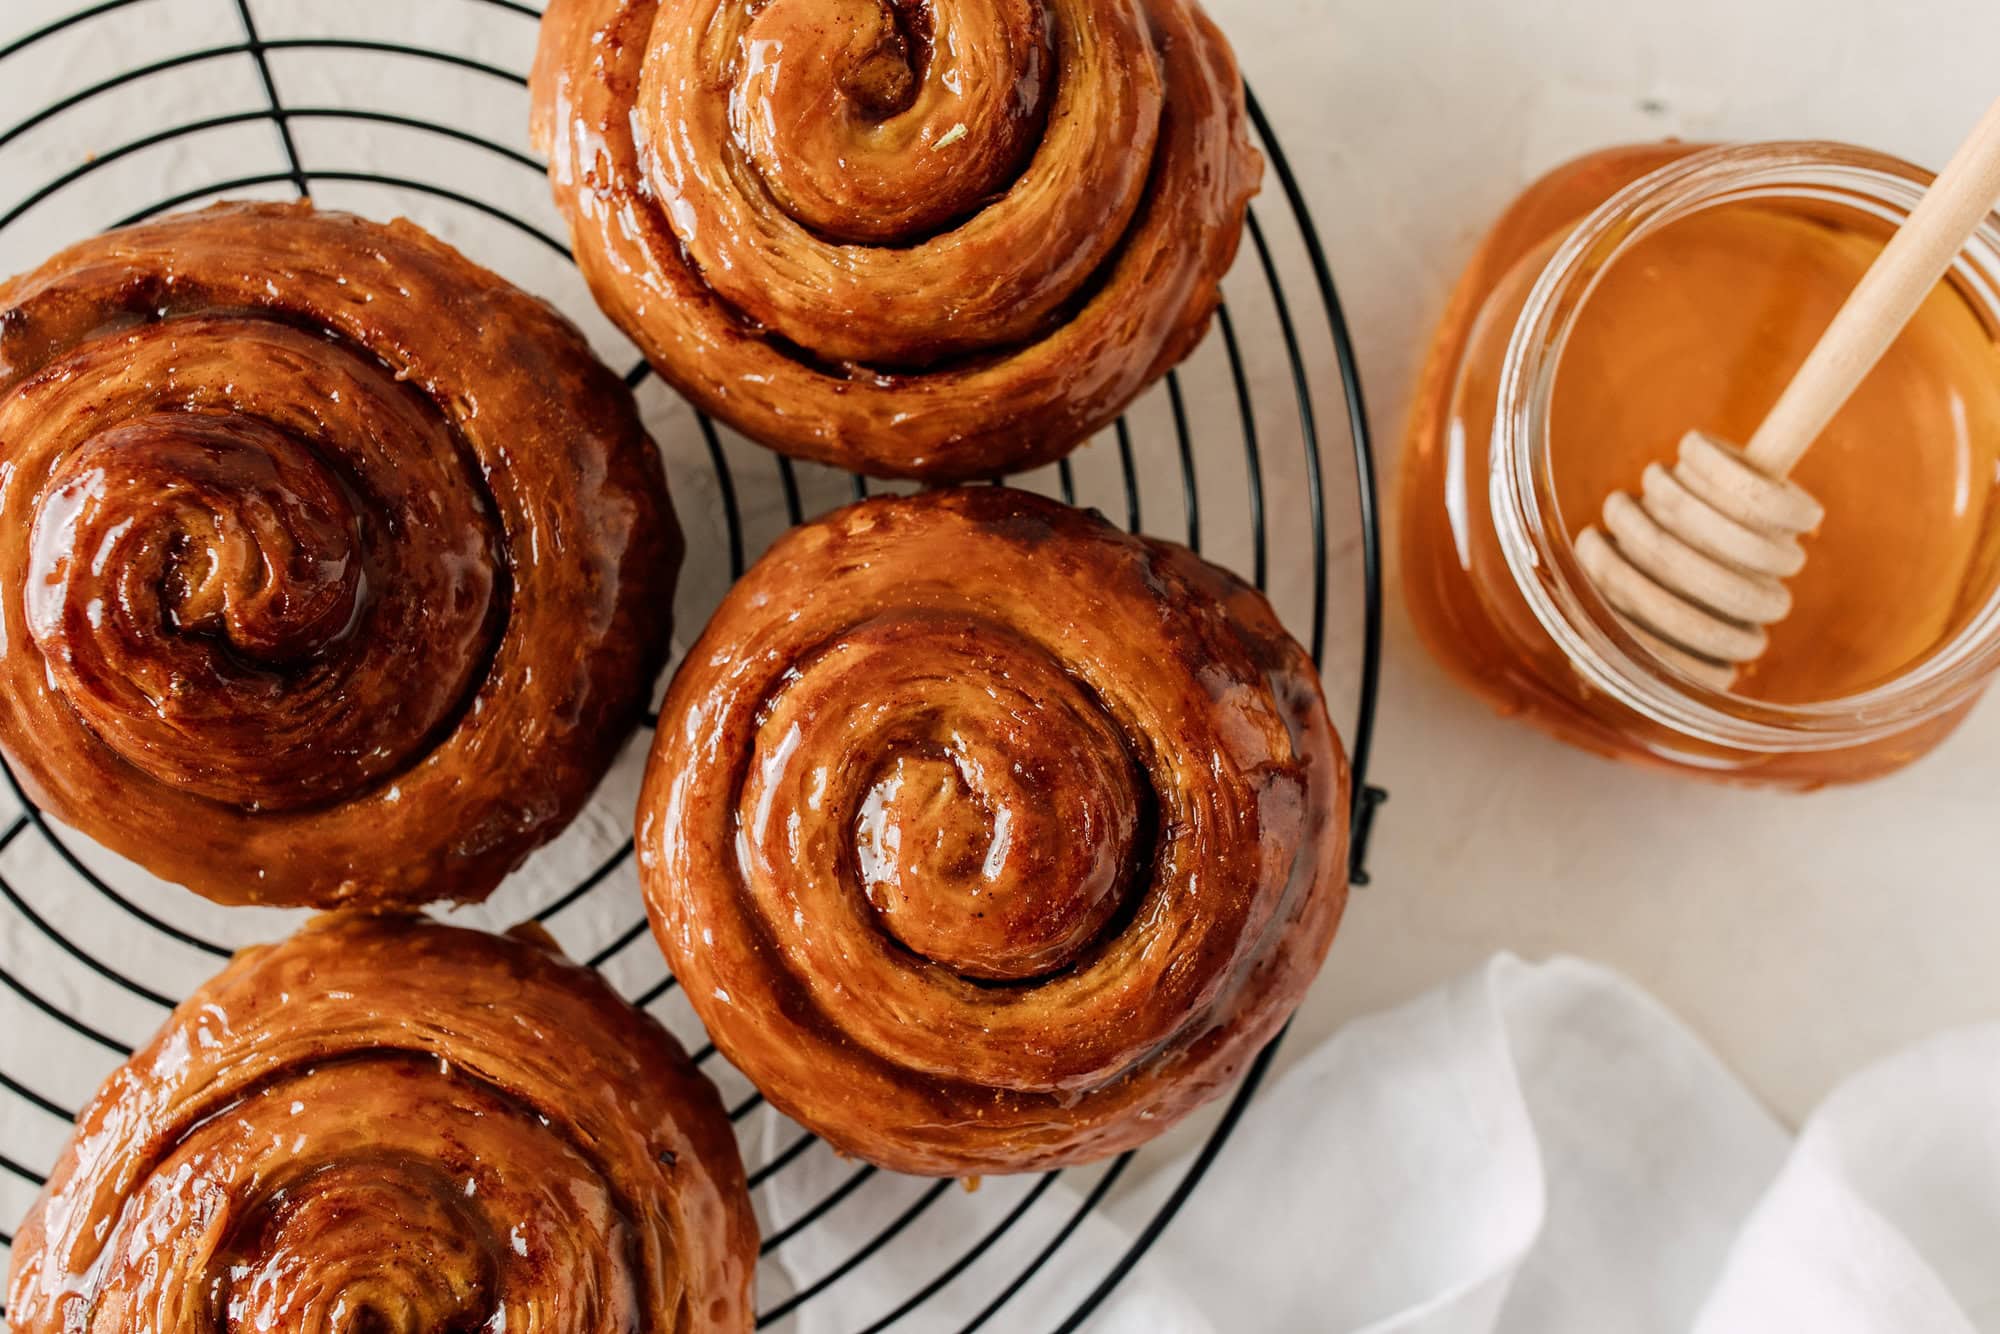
[0,0,1996,1255]
[1257,0,2000,1126]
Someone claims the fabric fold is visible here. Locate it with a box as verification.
[760,954,2000,1333]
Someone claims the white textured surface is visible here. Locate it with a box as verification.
[1149,958,2000,1332]
[1,0,1998,1289]
[1244,0,2000,1132]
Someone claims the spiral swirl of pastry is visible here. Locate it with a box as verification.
[530,0,1262,480]
[638,488,1348,1175]
[0,202,680,907]
[4,913,757,1333]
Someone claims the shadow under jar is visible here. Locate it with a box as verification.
[1402,142,2000,788]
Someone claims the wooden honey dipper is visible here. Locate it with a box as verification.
[1577,97,2000,690]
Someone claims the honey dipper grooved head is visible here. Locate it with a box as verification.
[1578,430,1824,688]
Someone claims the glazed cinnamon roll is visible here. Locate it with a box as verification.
[637,488,1348,1175]
[5,913,757,1333]
[0,202,680,908]
[530,0,1262,480]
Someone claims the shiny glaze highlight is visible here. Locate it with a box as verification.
[0,202,682,907]
[4,913,757,1332]
[637,488,1349,1175]
[529,0,1262,480]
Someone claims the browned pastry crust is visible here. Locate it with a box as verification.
[0,202,681,908]
[530,0,1262,481]
[4,912,757,1333]
[638,487,1348,1175]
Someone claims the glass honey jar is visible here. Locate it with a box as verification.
[1401,141,2000,787]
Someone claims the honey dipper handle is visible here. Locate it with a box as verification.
[1746,95,2000,479]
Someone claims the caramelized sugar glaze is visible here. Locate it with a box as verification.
[638,488,1349,1175]
[0,203,680,906]
[530,0,1262,480]
[5,914,756,1333]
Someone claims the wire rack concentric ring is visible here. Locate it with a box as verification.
[0,1,1384,1329]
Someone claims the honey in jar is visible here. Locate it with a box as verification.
[1401,142,2000,786]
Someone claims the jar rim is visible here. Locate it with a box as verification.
[1491,140,2000,751]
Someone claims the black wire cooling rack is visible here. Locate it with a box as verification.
[0,1,1386,1329]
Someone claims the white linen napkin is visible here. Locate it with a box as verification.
[761,954,2000,1332]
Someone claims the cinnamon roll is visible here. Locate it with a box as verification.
[637,487,1348,1175]
[530,0,1262,480]
[4,912,757,1333]
[0,202,680,908]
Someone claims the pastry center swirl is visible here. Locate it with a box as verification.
[219,1156,498,1333]
[728,0,1055,243]
[639,0,1160,364]
[747,612,1141,983]
[29,413,365,669]
[8,315,506,816]
[854,719,1136,979]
